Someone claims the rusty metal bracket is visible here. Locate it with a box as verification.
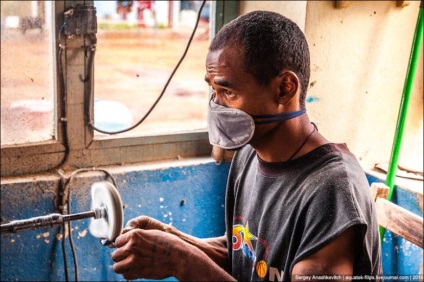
[64,4,97,38]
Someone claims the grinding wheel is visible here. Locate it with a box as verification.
[88,181,123,242]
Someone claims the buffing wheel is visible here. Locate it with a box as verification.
[88,181,123,242]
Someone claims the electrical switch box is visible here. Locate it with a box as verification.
[64,5,97,37]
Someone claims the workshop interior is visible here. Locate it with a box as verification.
[1,1,423,281]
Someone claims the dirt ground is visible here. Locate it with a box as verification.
[1,22,210,144]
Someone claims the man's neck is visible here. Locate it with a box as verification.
[252,115,328,163]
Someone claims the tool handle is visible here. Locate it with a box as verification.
[1,213,64,234]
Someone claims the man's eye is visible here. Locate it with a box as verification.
[224,90,235,97]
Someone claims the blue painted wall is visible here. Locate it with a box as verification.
[367,174,423,276]
[1,161,230,281]
[1,162,422,281]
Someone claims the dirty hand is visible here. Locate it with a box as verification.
[111,227,187,280]
[108,216,170,249]
[121,216,174,234]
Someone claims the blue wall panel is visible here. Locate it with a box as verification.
[1,164,421,281]
[367,174,423,276]
[1,161,230,281]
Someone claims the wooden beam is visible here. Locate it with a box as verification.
[396,1,410,7]
[371,183,423,248]
[375,198,423,248]
[334,1,349,9]
[371,182,389,201]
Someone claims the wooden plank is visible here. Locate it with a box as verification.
[371,182,389,201]
[334,1,349,9]
[396,1,410,7]
[376,198,423,248]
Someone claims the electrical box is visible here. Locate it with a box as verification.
[64,5,97,37]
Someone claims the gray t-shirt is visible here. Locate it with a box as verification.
[225,143,381,281]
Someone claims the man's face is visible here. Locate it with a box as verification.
[205,47,280,115]
[205,47,283,146]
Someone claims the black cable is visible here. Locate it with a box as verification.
[57,26,74,279]
[57,170,70,282]
[61,222,69,282]
[66,193,78,282]
[57,22,71,168]
[60,168,119,282]
[87,0,207,134]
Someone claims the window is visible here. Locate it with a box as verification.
[1,1,238,177]
[93,1,210,137]
[1,1,55,145]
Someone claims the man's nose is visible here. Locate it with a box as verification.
[212,93,225,106]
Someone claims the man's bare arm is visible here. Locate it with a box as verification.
[292,225,361,281]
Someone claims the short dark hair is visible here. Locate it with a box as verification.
[209,11,310,108]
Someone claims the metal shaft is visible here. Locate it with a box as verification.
[1,208,104,234]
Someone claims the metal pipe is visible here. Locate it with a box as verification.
[380,1,423,241]
[385,1,423,198]
[0,209,103,234]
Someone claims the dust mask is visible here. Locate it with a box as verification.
[207,99,306,150]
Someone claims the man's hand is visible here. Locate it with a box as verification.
[112,227,186,280]
[111,216,234,281]
[122,215,174,234]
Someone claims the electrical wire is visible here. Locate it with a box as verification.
[61,222,69,282]
[57,23,72,280]
[87,0,207,134]
[57,22,71,168]
[59,168,118,282]
[67,196,78,282]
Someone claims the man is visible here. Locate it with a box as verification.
[111,11,382,281]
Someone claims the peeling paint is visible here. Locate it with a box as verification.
[42,232,49,238]
[78,229,88,238]
[306,96,320,103]
[44,239,50,244]
[400,241,412,256]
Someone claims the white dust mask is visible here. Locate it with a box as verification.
[207,99,306,150]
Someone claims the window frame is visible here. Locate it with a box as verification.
[1,0,239,177]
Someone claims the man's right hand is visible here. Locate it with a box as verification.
[122,215,175,235]
[111,215,234,281]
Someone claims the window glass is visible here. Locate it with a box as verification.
[93,0,210,137]
[0,1,55,145]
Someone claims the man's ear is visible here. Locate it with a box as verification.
[278,71,299,105]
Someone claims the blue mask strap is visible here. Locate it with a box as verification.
[252,109,306,125]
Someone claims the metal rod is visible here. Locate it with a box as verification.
[380,2,423,242]
[385,2,423,197]
[62,210,96,222]
[1,210,97,234]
